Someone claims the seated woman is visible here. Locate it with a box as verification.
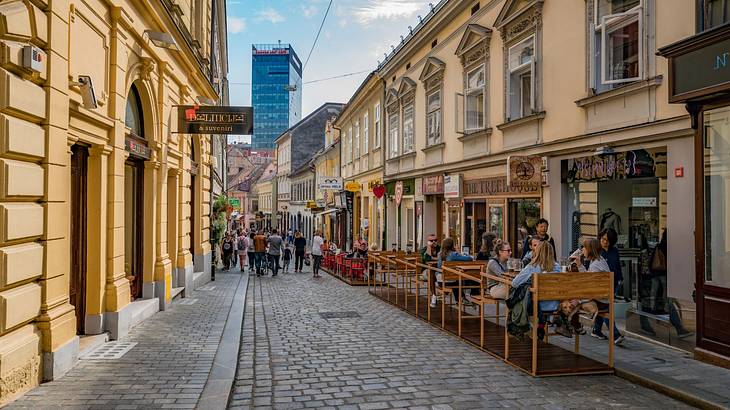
[576,238,625,345]
[521,235,543,267]
[486,239,511,300]
[512,241,560,339]
[436,238,475,305]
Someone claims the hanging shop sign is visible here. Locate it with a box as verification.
[562,149,656,183]
[422,175,444,195]
[176,105,253,135]
[507,155,542,191]
[345,191,354,234]
[228,198,241,207]
[372,184,385,199]
[367,179,383,191]
[394,181,404,207]
[318,176,343,190]
[306,200,317,209]
[345,181,361,192]
[444,175,461,198]
[125,136,151,159]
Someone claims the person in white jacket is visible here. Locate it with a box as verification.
[311,230,324,278]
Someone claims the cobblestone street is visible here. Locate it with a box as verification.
[229,270,689,409]
[7,273,244,410]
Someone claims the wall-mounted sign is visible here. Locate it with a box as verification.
[444,175,461,198]
[372,184,385,199]
[306,200,317,209]
[464,176,541,197]
[367,179,382,191]
[562,149,655,183]
[507,155,542,190]
[318,176,342,190]
[394,181,404,206]
[422,175,444,195]
[125,136,151,159]
[632,197,657,207]
[229,198,241,207]
[176,106,253,135]
[345,182,361,192]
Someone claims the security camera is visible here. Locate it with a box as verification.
[70,75,98,109]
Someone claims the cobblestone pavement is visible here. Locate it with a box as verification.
[229,270,690,409]
[8,273,243,410]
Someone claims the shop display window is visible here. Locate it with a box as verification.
[703,106,730,289]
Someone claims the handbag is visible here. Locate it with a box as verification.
[304,253,311,266]
[651,247,666,272]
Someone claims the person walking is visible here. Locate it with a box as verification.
[282,241,292,273]
[293,231,307,273]
[247,232,256,273]
[311,230,324,278]
[237,230,248,271]
[221,232,234,271]
[253,230,267,277]
[231,232,239,269]
[267,229,283,277]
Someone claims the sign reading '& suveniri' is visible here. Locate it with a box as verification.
[176,106,253,135]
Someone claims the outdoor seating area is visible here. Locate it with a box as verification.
[367,253,615,377]
[321,250,369,286]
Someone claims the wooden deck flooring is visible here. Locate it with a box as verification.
[369,285,613,377]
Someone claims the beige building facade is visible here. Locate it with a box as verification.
[0,0,225,403]
[377,0,696,351]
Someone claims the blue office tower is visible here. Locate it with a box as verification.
[251,43,303,151]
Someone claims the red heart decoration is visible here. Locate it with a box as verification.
[373,184,385,199]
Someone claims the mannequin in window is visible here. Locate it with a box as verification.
[600,208,622,234]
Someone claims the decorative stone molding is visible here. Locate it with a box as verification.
[0,355,40,402]
[495,0,544,43]
[140,58,156,82]
[455,24,492,68]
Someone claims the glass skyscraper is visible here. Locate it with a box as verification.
[251,43,303,151]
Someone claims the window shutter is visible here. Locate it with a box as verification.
[455,92,465,135]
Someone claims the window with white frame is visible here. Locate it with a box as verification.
[465,65,486,131]
[363,112,369,153]
[592,0,642,92]
[388,112,399,158]
[426,91,441,146]
[402,105,414,153]
[354,121,360,158]
[507,35,535,120]
[347,127,353,163]
[374,104,381,148]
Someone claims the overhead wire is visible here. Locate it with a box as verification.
[228,68,373,87]
[303,0,334,70]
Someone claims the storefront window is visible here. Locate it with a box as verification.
[563,148,667,311]
[703,106,730,289]
[489,205,504,240]
[464,201,487,255]
[509,199,540,257]
[448,203,461,248]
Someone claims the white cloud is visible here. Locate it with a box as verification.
[227,16,246,34]
[302,5,318,18]
[353,0,425,25]
[256,7,286,24]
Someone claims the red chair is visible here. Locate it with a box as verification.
[350,258,366,281]
[335,253,346,277]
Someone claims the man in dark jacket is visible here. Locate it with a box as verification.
[521,218,556,260]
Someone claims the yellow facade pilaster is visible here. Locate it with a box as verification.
[86,145,112,316]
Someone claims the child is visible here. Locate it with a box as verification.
[282,241,292,273]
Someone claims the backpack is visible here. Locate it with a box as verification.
[237,237,247,251]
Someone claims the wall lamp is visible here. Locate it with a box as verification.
[144,30,178,50]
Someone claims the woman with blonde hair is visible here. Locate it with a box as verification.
[512,241,560,340]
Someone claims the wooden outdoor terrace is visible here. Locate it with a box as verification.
[366,252,615,377]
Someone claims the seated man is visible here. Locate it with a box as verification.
[420,234,440,307]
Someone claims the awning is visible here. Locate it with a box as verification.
[315,208,339,217]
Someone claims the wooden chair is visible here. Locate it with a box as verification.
[438,261,486,329]
[465,272,512,349]
[393,255,420,310]
[520,271,614,376]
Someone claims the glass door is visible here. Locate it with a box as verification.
[699,106,730,357]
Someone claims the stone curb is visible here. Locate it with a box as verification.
[615,365,730,410]
[197,272,250,410]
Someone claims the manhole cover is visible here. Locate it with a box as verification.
[177,298,198,305]
[80,341,137,360]
[318,311,361,319]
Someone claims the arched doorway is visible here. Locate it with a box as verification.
[124,84,148,300]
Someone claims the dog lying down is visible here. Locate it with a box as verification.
[559,299,599,325]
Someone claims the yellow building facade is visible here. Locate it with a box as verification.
[337,72,385,250]
[313,121,340,243]
[0,0,224,403]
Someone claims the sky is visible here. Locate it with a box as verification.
[225,0,433,143]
